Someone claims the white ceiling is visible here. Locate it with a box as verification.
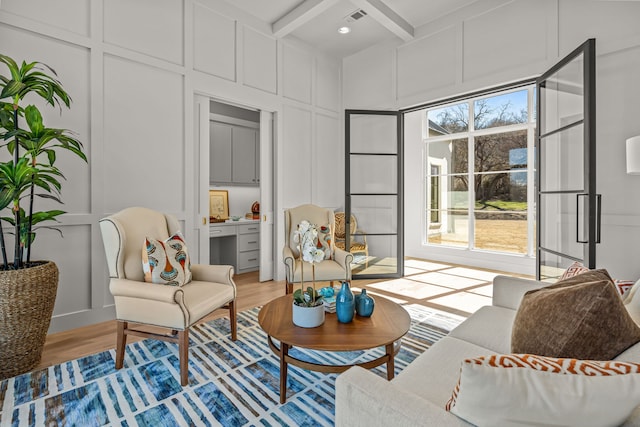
[229,0,480,58]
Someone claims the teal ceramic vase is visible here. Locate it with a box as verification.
[355,289,375,317]
[336,281,355,323]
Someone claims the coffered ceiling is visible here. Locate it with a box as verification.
[228,0,479,58]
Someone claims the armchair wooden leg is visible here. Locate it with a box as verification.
[115,321,127,370]
[178,330,189,386]
[229,300,237,341]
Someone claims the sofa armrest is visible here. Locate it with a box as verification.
[492,275,547,310]
[336,367,467,427]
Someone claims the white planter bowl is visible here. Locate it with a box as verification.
[292,302,325,328]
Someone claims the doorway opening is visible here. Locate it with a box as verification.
[195,96,274,282]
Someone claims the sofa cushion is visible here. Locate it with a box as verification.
[142,233,192,286]
[511,269,640,360]
[393,336,491,407]
[616,279,636,300]
[448,305,515,354]
[559,260,589,279]
[446,354,640,427]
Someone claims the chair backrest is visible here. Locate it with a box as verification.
[284,204,335,258]
[334,212,357,239]
[99,207,180,281]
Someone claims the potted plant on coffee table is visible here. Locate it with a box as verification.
[0,54,86,380]
[291,220,325,328]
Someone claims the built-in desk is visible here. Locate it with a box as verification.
[210,220,260,274]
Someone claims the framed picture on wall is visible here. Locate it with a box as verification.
[209,190,229,220]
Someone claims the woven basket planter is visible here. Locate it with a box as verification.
[0,261,59,380]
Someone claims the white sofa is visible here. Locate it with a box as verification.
[336,275,640,426]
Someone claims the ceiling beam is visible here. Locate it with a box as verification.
[272,0,340,38]
[350,0,414,42]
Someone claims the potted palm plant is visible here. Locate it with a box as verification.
[0,54,86,380]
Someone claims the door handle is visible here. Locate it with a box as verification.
[576,193,602,244]
[596,194,602,244]
[576,194,587,244]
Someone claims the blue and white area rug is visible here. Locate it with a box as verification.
[0,304,465,426]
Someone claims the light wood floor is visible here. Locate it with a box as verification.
[37,272,284,369]
[38,259,530,370]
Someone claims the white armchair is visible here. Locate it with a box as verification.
[283,204,353,294]
[99,207,237,386]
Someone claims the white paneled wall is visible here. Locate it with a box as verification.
[0,0,342,332]
[104,0,184,65]
[193,4,236,81]
[283,43,313,104]
[103,56,185,212]
[343,0,640,277]
[242,27,277,94]
[282,105,313,206]
[461,1,550,82]
[0,0,90,36]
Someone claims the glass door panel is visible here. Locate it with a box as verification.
[539,193,583,260]
[350,114,398,154]
[539,125,584,192]
[539,251,580,282]
[536,39,597,279]
[351,195,398,234]
[540,54,584,134]
[350,155,397,194]
[346,110,403,278]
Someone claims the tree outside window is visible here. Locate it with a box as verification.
[425,88,535,255]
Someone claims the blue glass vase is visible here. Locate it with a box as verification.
[355,289,375,317]
[336,281,355,323]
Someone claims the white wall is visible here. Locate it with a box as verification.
[0,0,342,332]
[343,0,640,278]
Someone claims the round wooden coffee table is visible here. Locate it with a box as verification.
[258,293,411,403]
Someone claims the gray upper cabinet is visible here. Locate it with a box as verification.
[232,126,258,184]
[210,122,233,183]
[210,121,259,186]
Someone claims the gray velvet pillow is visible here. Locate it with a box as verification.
[511,269,640,360]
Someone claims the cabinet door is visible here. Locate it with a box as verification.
[232,127,257,184]
[210,122,232,183]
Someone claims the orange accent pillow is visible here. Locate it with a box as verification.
[446,354,640,427]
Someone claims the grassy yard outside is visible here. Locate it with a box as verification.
[429,218,529,254]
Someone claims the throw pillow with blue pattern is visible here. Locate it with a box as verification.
[142,232,192,286]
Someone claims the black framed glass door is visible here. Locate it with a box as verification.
[345,110,403,279]
[536,38,599,280]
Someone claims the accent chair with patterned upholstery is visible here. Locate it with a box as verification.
[283,204,353,294]
[99,207,237,386]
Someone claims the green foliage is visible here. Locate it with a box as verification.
[2,207,65,247]
[293,286,324,307]
[0,53,86,269]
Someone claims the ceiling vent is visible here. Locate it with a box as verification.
[345,9,367,23]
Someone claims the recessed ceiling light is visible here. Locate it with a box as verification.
[338,26,351,34]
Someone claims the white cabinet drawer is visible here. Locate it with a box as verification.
[238,250,259,270]
[238,223,260,234]
[238,233,259,251]
[210,225,236,238]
